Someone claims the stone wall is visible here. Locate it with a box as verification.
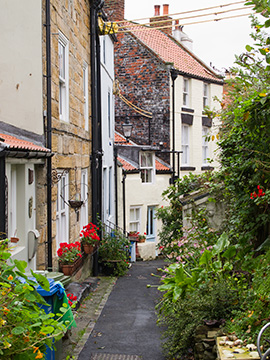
[194,324,220,360]
[38,0,92,270]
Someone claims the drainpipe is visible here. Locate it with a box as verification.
[122,170,127,233]
[0,153,6,239]
[45,0,53,270]
[90,0,104,276]
[114,146,118,227]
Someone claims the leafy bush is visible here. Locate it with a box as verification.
[0,240,69,359]
[157,281,238,359]
[98,229,130,277]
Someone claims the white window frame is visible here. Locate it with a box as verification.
[183,78,189,107]
[181,124,189,165]
[80,169,88,229]
[129,206,141,233]
[58,32,69,122]
[83,63,89,131]
[202,127,209,165]
[108,89,111,138]
[140,152,155,184]
[56,172,69,250]
[108,166,112,216]
[203,83,209,108]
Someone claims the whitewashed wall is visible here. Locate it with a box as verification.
[0,0,43,135]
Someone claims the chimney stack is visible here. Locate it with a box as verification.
[150,4,172,36]
[163,4,169,15]
[103,0,125,22]
[154,5,160,16]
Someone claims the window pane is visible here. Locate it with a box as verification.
[59,44,65,79]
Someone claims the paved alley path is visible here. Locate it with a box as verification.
[78,259,166,360]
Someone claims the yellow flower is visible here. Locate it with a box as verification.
[35,350,44,359]
[33,346,39,353]
[259,93,267,97]
[263,47,270,53]
[211,135,215,141]
[0,319,6,327]
[7,275,13,281]
[216,134,220,140]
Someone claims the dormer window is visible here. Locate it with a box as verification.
[140,152,155,183]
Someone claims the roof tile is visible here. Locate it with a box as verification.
[0,133,50,153]
[125,23,222,83]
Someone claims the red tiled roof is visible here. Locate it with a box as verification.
[118,156,137,171]
[156,159,170,171]
[0,133,50,152]
[125,22,222,83]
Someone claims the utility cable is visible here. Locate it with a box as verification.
[116,0,247,24]
[118,6,253,29]
[118,12,252,33]
[113,80,153,118]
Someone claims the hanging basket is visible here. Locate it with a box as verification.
[82,243,96,255]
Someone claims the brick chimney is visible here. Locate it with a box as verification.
[150,4,172,36]
[103,0,125,22]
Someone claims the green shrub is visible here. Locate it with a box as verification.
[98,229,130,277]
[157,281,238,359]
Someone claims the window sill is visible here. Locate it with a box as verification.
[182,107,194,113]
[180,166,196,171]
[201,166,214,171]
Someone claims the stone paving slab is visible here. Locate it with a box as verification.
[91,354,142,359]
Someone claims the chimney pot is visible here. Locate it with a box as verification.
[154,5,160,16]
[163,4,169,15]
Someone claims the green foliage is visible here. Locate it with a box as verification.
[98,229,130,277]
[0,241,68,359]
[157,281,238,359]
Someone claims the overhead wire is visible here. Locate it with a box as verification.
[115,0,247,24]
[118,12,252,33]
[118,5,252,29]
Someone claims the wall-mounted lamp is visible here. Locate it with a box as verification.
[122,119,133,142]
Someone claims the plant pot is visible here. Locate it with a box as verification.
[83,243,96,254]
[128,235,138,241]
[59,256,82,276]
[60,263,75,276]
[138,238,146,243]
[10,237,19,243]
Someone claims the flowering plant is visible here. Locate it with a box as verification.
[128,231,139,237]
[138,232,146,241]
[57,242,82,264]
[80,223,100,245]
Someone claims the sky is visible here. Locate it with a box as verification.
[124,0,255,71]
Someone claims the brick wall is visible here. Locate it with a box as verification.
[114,32,171,160]
[103,0,125,21]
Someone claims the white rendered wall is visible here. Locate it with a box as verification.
[0,0,43,135]
[172,76,223,176]
[101,34,115,225]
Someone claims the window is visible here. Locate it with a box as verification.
[83,63,89,131]
[183,78,189,107]
[108,167,112,216]
[140,152,154,183]
[203,83,209,108]
[202,127,209,164]
[103,168,107,222]
[80,169,88,229]
[147,206,156,242]
[56,172,69,249]
[181,124,189,165]
[58,32,69,122]
[103,36,106,64]
[129,207,141,233]
[108,90,111,138]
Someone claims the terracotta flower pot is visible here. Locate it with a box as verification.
[83,243,95,254]
[60,263,75,276]
[10,237,19,243]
